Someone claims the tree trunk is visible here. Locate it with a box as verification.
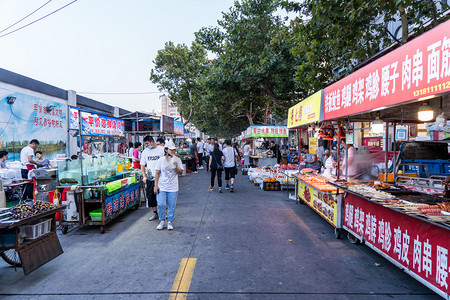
[429,0,438,27]
[261,80,290,110]
[263,99,270,125]
[246,101,254,125]
[183,89,194,126]
[398,4,409,44]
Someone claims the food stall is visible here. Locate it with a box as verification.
[58,109,141,234]
[57,154,140,234]
[321,19,450,298]
[242,125,289,167]
[174,132,195,172]
[285,91,347,235]
[0,201,66,275]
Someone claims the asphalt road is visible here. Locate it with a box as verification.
[0,168,440,299]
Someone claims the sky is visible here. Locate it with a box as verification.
[0,0,236,114]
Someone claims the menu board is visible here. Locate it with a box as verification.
[161,115,174,133]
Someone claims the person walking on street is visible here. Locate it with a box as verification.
[243,141,251,168]
[208,144,224,192]
[189,139,198,173]
[154,141,183,230]
[233,142,242,167]
[196,137,204,170]
[203,138,212,172]
[156,137,165,147]
[223,139,238,192]
[140,136,165,221]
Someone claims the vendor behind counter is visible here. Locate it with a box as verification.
[266,141,282,164]
[0,150,8,169]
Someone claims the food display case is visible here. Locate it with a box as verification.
[56,154,140,234]
[176,148,192,171]
[250,148,277,167]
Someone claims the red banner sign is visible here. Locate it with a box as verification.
[324,20,450,120]
[363,137,382,150]
[344,193,450,297]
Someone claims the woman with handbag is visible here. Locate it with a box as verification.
[208,144,225,192]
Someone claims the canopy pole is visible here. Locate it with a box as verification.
[393,122,397,183]
[298,129,302,173]
[384,121,389,183]
[338,121,341,180]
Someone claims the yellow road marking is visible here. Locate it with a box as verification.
[169,258,197,300]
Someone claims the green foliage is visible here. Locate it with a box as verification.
[286,0,450,90]
[150,41,208,124]
[150,0,449,138]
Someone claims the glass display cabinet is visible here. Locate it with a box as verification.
[57,154,141,234]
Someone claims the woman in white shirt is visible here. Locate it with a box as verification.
[154,141,183,230]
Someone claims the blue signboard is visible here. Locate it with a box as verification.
[80,110,124,136]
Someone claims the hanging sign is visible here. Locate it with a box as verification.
[309,137,318,154]
[69,107,79,130]
[346,133,354,144]
[174,120,184,136]
[80,111,124,136]
[396,125,408,141]
[161,115,174,133]
[288,90,323,128]
[248,126,288,138]
[363,137,382,150]
[324,19,450,120]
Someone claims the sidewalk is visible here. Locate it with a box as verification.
[0,168,439,299]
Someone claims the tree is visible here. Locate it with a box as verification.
[150,41,208,126]
[285,0,449,91]
[195,0,302,114]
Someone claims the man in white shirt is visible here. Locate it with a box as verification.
[140,136,165,221]
[203,138,211,172]
[196,138,204,170]
[222,139,238,192]
[20,139,41,199]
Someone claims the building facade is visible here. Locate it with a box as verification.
[160,94,181,120]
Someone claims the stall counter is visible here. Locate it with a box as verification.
[293,173,343,233]
[329,182,450,299]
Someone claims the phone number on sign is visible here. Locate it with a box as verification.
[413,81,450,98]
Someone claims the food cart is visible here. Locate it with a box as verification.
[286,91,346,237]
[57,154,140,234]
[58,108,141,234]
[241,125,289,167]
[176,147,192,172]
[0,201,66,275]
[320,19,450,298]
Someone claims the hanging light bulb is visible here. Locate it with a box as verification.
[372,116,384,134]
[418,102,434,122]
